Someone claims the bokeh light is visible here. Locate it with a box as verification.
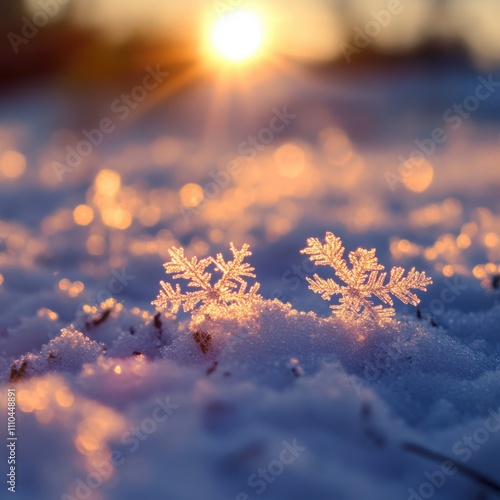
[402,157,434,193]
[0,150,26,179]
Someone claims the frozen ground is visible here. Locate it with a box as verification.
[0,62,499,499]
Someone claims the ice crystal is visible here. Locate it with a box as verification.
[152,243,260,316]
[301,232,432,324]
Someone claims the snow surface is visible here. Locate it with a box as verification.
[0,64,500,500]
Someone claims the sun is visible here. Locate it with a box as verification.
[210,11,264,63]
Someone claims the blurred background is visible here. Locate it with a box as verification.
[0,0,499,317]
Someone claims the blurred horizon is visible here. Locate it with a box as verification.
[2,0,500,91]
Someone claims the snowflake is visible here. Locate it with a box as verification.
[152,243,260,316]
[301,232,432,324]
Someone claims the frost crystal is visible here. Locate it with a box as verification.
[301,232,432,324]
[152,243,260,316]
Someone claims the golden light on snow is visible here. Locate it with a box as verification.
[473,265,486,279]
[424,248,438,260]
[209,228,224,243]
[35,407,54,425]
[138,205,161,227]
[5,234,24,254]
[75,434,100,454]
[485,262,497,273]
[90,168,135,230]
[59,278,84,297]
[0,150,26,178]
[69,281,85,298]
[55,387,75,408]
[472,263,500,288]
[266,215,292,241]
[180,183,204,207]
[390,238,421,259]
[37,308,59,321]
[442,264,454,277]
[319,127,353,166]
[101,207,132,230]
[73,406,127,474]
[462,222,478,236]
[17,390,35,413]
[402,157,434,192]
[398,239,412,253]
[210,11,264,63]
[484,232,499,248]
[73,205,95,226]
[95,169,121,197]
[409,198,462,227]
[456,234,472,249]
[59,278,71,291]
[87,234,106,255]
[274,143,306,178]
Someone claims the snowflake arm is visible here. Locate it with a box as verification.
[213,243,257,287]
[306,274,344,301]
[385,267,433,306]
[234,280,261,300]
[348,248,384,286]
[301,233,433,324]
[164,247,212,290]
[153,281,207,313]
[153,242,260,316]
[301,232,351,283]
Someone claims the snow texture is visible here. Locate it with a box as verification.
[0,64,500,500]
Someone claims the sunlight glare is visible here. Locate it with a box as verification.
[211,11,263,63]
